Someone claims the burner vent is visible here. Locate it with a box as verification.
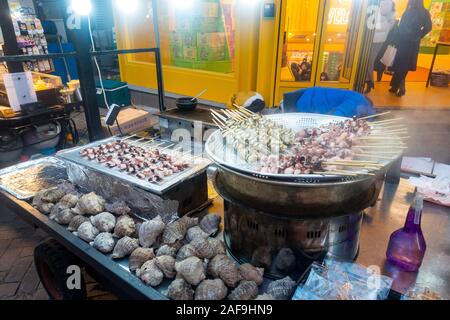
[274,228,288,238]
[307,231,322,239]
[246,219,259,231]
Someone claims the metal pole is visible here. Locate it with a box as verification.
[70,15,104,142]
[151,0,166,111]
[0,0,24,73]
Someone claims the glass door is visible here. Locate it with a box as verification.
[274,0,367,103]
[275,0,323,101]
[316,0,365,86]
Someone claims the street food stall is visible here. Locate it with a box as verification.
[1,109,449,300]
[0,0,449,302]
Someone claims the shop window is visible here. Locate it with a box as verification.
[319,0,357,83]
[280,0,320,83]
[122,0,235,74]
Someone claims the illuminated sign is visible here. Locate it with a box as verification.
[328,7,350,25]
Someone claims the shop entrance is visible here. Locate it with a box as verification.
[274,0,367,104]
[365,0,450,109]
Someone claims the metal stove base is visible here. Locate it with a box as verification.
[220,196,363,280]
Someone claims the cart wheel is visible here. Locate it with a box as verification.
[34,239,87,300]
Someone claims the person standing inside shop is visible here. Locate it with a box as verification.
[390,0,432,97]
[365,0,396,94]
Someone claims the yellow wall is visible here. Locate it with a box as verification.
[116,0,261,105]
[115,0,448,106]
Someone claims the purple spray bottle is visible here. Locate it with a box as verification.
[386,193,426,272]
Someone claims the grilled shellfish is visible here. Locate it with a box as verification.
[74,221,99,242]
[90,212,116,233]
[167,278,194,300]
[72,192,105,215]
[111,236,139,259]
[113,215,136,238]
[174,256,206,286]
[90,232,115,253]
[139,215,165,248]
[161,216,198,245]
[199,214,221,236]
[207,254,241,288]
[228,280,259,300]
[239,263,264,286]
[155,255,176,278]
[136,259,163,287]
[129,247,155,272]
[194,279,228,300]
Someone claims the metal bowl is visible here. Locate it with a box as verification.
[176,97,198,111]
[213,163,384,218]
[22,122,61,151]
[0,135,23,163]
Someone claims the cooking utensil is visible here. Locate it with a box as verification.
[191,89,208,101]
[176,97,198,112]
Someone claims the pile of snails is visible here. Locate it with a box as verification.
[32,183,297,300]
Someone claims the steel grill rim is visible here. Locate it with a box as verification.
[205,113,401,184]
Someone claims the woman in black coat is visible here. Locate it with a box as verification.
[390,0,432,97]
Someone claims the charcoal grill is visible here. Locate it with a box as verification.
[205,113,403,278]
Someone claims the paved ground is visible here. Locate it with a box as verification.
[0,208,49,300]
[0,207,116,300]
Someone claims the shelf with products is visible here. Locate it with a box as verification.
[10,8,54,73]
[421,0,450,54]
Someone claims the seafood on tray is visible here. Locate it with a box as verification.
[78,140,189,183]
[210,109,407,176]
[259,118,372,174]
[33,185,286,300]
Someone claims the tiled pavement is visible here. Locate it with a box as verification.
[0,208,49,300]
[0,207,116,300]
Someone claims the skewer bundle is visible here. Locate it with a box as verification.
[210,108,408,177]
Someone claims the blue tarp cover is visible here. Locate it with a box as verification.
[284,87,375,118]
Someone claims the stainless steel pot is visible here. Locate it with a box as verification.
[213,163,385,218]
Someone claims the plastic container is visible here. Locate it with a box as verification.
[22,122,61,151]
[95,79,131,109]
[401,283,444,300]
[386,193,426,272]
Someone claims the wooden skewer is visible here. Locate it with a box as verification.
[211,109,228,122]
[359,111,391,120]
[362,142,406,146]
[358,136,406,140]
[369,123,407,129]
[225,109,246,122]
[355,154,397,160]
[359,145,407,149]
[233,104,255,116]
[328,160,383,167]
[372,118,404,124]
[120,134,138,141]
[234,109,250,119]
[211,113,227,128]
[159,144,176,152]
[323,162,379,170]
[316,171,358,176]
[211,118,226,131]
[231,110,249,121]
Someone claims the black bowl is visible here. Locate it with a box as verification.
[176,97,198,111]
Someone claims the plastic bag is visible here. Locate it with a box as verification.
[292,259,393,300]
[380,45,397,67]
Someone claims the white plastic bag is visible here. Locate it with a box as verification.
[380,45,397,67]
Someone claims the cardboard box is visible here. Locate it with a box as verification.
[102,108,157,136]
